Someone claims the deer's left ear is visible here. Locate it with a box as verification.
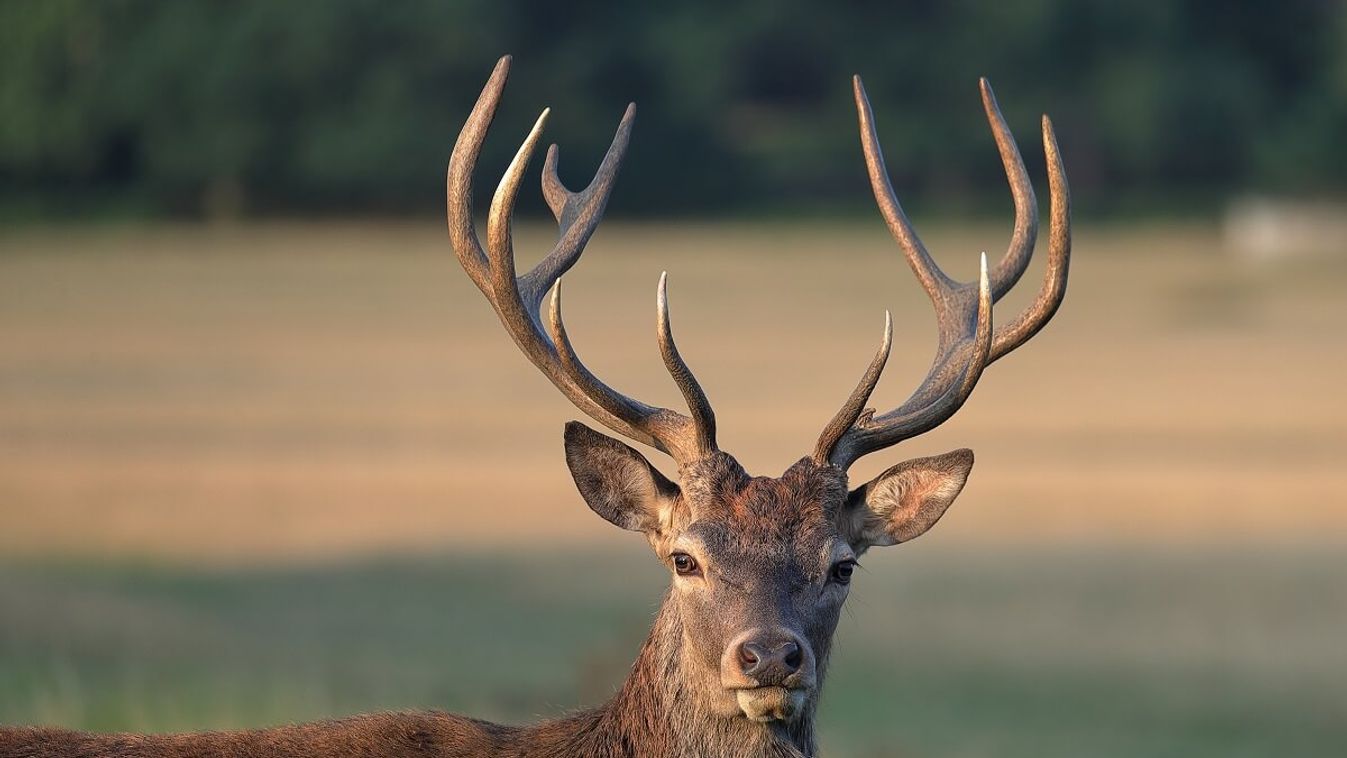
[841,449,973,551]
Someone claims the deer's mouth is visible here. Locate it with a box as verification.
[734,686,807,723]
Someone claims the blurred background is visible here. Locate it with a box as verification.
[1,1,1344,757]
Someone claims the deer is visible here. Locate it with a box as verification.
[1,55,1069,758]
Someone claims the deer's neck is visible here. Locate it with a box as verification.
[520,592,817,758]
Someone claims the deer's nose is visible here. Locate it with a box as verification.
[737,637,803,684]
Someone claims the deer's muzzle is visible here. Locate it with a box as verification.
[720,628,816,721]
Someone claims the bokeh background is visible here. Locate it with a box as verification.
[2,2,1344,757]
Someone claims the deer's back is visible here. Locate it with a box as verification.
[0,711,516,758]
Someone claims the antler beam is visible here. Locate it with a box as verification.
[814,76,1071,471]
[447,56,717,466]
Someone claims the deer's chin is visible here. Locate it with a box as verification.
[734,687,807,723]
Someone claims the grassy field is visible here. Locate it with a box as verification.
[2,547,1344,757]
[0,221,1344,756]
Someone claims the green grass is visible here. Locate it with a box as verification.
[2,544,1343,757]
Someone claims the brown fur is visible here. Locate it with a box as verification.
[1,596,812,758]
[3,54,1064,755]
[0,430,974,758]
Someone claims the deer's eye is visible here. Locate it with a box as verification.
[830,560,857,584]
[671,553,700,576]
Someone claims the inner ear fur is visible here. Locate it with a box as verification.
[563,421,680,533]
[842,448,974,550]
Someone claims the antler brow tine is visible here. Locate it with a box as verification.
[812,311,891,464]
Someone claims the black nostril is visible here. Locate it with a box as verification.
[738,638,804,681]
[739,642,765,672]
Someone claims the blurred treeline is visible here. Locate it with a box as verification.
[2,0,1344,220]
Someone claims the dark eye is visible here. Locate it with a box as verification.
[830,560,857,584]
[672,553,700,576]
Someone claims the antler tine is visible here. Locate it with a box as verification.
[812,311,891,465]
[853,76,957,302]
[818,78,1070,470]
[446,55,511,294]
[520,102,636,310]
[990,115,1070,361]
[979,78,1038,300]
[446,57,717,467]
[486,107,550,294]
[658,272,718,454]
[540,276,713,462]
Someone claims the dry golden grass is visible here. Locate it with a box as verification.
[1,220,1343,562]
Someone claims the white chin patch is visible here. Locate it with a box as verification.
[735,687,805,722]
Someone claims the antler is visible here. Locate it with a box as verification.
[447,56,717,466]
[814,76,1071,471]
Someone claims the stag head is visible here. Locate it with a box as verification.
[447,56,1069,726]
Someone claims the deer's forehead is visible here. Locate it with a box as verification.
[649,453,851,560]
[681,518,838,567]
[665,456,850,556]
[680,454,847,510]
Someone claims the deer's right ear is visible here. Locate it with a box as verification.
[564,421,680,533]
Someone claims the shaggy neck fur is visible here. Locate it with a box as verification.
[521,595,818,758]
[0,590,823,758]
